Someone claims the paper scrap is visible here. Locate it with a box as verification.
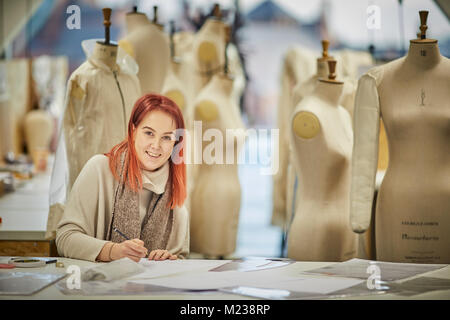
[304,258,448,281]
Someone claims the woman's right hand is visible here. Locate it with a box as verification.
[110,239,148,262]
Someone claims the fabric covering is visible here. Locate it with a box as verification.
[107,152,174,253]
[47,39,141,240]
[273,46,374,230]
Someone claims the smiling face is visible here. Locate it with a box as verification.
[133,110,177,171]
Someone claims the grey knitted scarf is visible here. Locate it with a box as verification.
[106,151,174,252]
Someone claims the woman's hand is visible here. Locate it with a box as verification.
[148,249,177,261]
[110,239,148,262]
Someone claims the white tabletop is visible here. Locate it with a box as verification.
[0,168,52,241]
[1,257,449,300]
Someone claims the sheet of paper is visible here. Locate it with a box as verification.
[127,259,230,280]
[129,271,235,290]
[209,258,294,272]
[56,278,186,296]
[129,268,363,294]
[219,286,322,300]
[304,258,448,281]
[238,275,364,294]
[81,257,145,281]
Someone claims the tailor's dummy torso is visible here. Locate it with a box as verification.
[286,57,331,223]
[93,41,118,70]
[190,73,244,257]
[163,58,195,213]
[163,54,193,127]
[120,12,170,94]
[192,18,226,95]
[288,74,358,261]
[63,41,140,189]
[370,41,450,263]
[164,61,188,115]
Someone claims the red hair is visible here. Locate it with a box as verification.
[106,94,186,209]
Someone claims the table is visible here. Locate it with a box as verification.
[0,165,57,257]
[1,257,449,300]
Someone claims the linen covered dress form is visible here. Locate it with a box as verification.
[189,73,245,257]
[189,18,246,102]
[119,12,170,94]
[47,40,141,239]
[285,61,358,233]
[288,80,358,262]
[272,47,373,230]
[350,43,450,263]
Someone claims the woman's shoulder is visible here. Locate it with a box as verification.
[84,154,110,171]
[79,154,114,182]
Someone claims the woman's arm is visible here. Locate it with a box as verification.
[167,205,190,259]
[56,155,111,261]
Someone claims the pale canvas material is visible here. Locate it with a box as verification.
[350,41,450,263]
[47,40,141,240]
[190,74,246,256]
[0,59,30,157]
[285,61,358,229]
[178,19,246,226]
[288,80,358,262]
[273,47,373,229]
[120,13,170,94]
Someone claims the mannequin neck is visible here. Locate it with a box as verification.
[125,13,151,33]
[92,42,118,70]
[316,59,328,78]
[405,41,441,69]
[201,18,225,35]
[314,80,343,105]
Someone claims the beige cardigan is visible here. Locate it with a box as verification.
[56,155,189,262]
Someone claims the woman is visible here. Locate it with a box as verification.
[56,94,189,262]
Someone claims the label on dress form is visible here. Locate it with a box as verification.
[400,220,441,263]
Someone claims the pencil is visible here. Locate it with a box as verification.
[113,227,130,240]
[113,227,149,258]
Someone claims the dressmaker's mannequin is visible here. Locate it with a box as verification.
[47,9,141,240]
[286,41,360,232]
[190,72,245,257]
[62,10,141,189]
[285,41,334,236]
[271,47,317,229]
[350,11,450,263]
[162,22,195,214]
[163,62,188,114]
[162,22,191,122]
[24,109,53,170]
[273,44,373,230]
[288,60,357,261]
[119,6,170,94]
[191,12,227,95]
